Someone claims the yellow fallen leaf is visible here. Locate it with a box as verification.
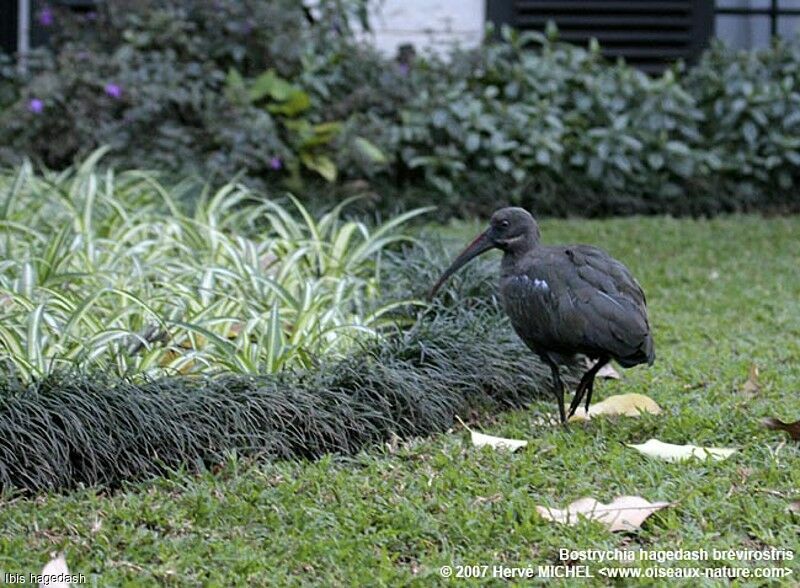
[536,495,671,532]
[627,439,736,462]
[569,393,661,422]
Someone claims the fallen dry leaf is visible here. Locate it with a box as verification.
[469,430,528,452]
[454,415,528,452]
[40,553,71,587]
[569,393,661,422]
[762,417,800,441]
[627,439,736,462]
[740,364,761,397]
[789,500,800,514]
[536,495,671,532]
[597,363,621,379]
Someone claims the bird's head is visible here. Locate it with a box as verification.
[429,207,540,298]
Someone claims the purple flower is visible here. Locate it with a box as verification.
[37,6,54,27]
[269,156,283,171]
[28,98,44,114]
[104,83,123,99]
[84,11,97,22]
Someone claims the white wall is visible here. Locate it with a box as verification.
[360,0,486,57]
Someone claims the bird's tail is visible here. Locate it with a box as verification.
[617,332,655,368]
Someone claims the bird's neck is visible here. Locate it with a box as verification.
[501,237,539,272]
[504,233,539,256]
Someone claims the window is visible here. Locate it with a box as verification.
[715,0,800,49]
[486,0,714,73]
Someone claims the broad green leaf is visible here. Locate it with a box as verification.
[354,137,388,163]
[300,153,338,182]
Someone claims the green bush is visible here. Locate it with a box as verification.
[0,151,427,381]
[0,0,384,187]
[371,29,800,215]
[685,39,800,206]
[381,29,710,213]
[2,2,799,217]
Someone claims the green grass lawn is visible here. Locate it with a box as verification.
[1,215,799,586]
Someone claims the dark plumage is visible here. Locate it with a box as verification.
[430,207,654,423]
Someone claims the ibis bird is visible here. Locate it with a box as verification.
[430,207,654,423]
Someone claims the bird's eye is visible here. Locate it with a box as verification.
[500,220,510,228]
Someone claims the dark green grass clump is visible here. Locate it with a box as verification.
[0,253,562,494]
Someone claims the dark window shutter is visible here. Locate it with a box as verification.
[1,0,18,55]
[486,0,713,73]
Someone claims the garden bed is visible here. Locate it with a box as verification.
[0,156,567,493]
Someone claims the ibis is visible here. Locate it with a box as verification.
[430,207,655,423]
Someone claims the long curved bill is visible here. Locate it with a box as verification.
[428,230,494,299]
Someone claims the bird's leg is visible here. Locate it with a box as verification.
[567,370,593,418]
[568,355,610,417]
[584,355,610,412]
[542,355,567,424]
[584,378,596,413]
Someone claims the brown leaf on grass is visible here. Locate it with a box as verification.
[740,364,761,397]
[536,495,671,532]
[789,500,800,514]
[762,417,800,441]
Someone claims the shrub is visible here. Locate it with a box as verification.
[685,38,800,208]
[0,246,571,494]
[370,29,800,216]
[379,29,710,214]
[0,0,382,187]
[0,151,427,381]
[2,3,799,217]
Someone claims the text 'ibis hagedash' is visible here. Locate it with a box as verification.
[430,207,655,423]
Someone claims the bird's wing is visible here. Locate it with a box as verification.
[564,245,648,311]
[547,245,653,364]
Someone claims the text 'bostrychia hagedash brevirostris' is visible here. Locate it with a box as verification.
[429,207,655,424]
